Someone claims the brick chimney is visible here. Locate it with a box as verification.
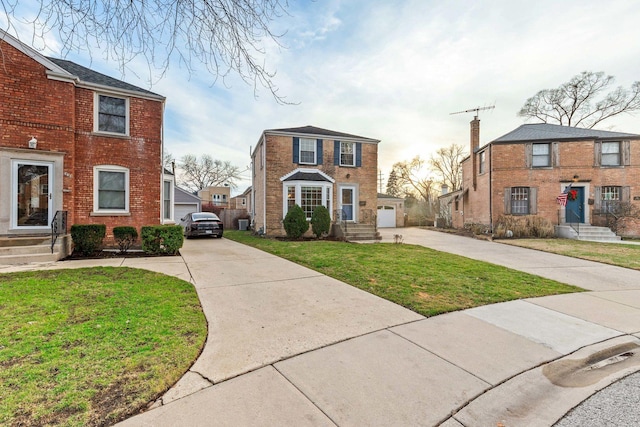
[471,116,480,190]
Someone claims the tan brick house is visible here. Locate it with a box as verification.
[251,126,380,237]
[454,119,640,237]
[0,31,166,251]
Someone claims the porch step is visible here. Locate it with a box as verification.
[0,235,70,265]
[555,224,621,242]
[342,224,382,242]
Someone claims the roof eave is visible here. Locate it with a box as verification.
[264,129,380,144]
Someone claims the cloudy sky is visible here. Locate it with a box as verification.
[4,0,640,194]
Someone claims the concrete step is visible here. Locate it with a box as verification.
[0,235,70,265]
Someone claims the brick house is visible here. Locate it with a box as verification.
[0,31,166,250]
[251,126,380,237]
[454,119,640,237]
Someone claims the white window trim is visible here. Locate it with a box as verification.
[93,92,130,136]
[532,143,551,167]
[93,165,130,215]
[601,141,621,166]
[340,141,356,167]
[299,138,317,165]
[338,184,358,222]
[162,177,174,223]
[282,181,333,220]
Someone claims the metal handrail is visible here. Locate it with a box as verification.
[359,208,377,230]
[51,210,68,253]
[565,209,580,236]
[333,209,348,233]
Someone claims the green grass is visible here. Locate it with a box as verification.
[500,238,640,270]
[0,267,207,427]
[225,231,582,317]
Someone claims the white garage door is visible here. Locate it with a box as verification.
[377,205,396,228]
[175,204,199,222]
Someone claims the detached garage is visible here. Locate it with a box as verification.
[377,193,405,228]
[175,186,202,221]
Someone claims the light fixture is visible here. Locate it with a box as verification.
[572,174,579,182]
[28,136,37,149]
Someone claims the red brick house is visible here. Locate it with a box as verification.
[251,126,380,238]
[454,119,640,238]
[0,31,166,256]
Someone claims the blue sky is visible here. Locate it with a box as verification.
[4,0,640,194]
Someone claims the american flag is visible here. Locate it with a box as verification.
[556,192,568,207]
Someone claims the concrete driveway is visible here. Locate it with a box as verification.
[4,229,640,426]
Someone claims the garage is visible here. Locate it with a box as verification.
[377,205,396,228]
[174,187,201,222]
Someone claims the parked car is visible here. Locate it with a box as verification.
[180,212,224,238]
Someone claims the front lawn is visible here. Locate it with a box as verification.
[225,231,581,317]
[500,238,640,270]
[0,267,207,427]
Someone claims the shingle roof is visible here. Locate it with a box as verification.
[282,171,333,182]
[267,125,379,142]
[493,123,640,143]
[46,57,162,97]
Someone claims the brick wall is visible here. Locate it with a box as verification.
[255,133,378,236]
[0,36,163,243]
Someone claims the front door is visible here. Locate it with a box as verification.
[565,186,584,223]
[13,161,53,229]
[340,187,355,221]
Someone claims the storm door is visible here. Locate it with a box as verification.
[13,161,53,228]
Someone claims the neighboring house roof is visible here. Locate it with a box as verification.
[240,186,252,197]
[266,125,380,143]
[377,193,404,201]
[47,57,163,99]
[175,186,202,203]
[493,123,640,143]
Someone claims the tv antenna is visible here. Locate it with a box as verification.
[450,105,495,118]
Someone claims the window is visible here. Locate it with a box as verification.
[532,143,550,167]
[283,182,332,220]
[479,151,486,174]
[511,187,529,215]
[340,142,355,166]
[41,184,49,195]
[601,186,621,213]
[163,179,172,220]
[95,94,129,135]
[299,138,316,164]
[301,186,323,218]
[94,166,129,213]
[601,142,621,166]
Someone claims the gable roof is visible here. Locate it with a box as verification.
[174,186,201,203]
[47,58,163,99]
[493,123,640,143]
[280,168,335,183]
[266,125,380,143]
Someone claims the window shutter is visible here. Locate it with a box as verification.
[525,143,532,168]
[552,142,560,167]
[356,143,362,167]
[594,141,601,166]
[334,140,340,165]
[594,186,601,211]
[293,137,300,164]
[317,139,323,165]
[529,187,538,215]
[622,140,631,166]
[622,186,631,202]
[504,187,511,214]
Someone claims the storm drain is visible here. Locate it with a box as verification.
[543,342,640,388]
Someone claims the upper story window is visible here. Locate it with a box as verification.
[532,143,551,167]
[95,94,129,135]
[94,165,129,213]
[601,142,621,166]
[340,142,355,166]
[511,187,529,215]
[299,138,317,164]
[479,151,486,174]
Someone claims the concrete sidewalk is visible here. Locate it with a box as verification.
[4,230,640,426]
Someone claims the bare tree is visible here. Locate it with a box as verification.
[518,71,640,128]
[390,157,439,219]
[178,154,242,192]
[1,0,290,101]
[429,143,466,191]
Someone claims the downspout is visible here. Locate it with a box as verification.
[488,143,493,232]
[262,133,267,234]
[160,100,165,224]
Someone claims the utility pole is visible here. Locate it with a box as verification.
[378,169,384,193]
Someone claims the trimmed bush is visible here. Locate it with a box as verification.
[283,204,309,239]
[141,225,184,255]
[310,205,331,238]
[70,224,106,256]
[113,226,138,254]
